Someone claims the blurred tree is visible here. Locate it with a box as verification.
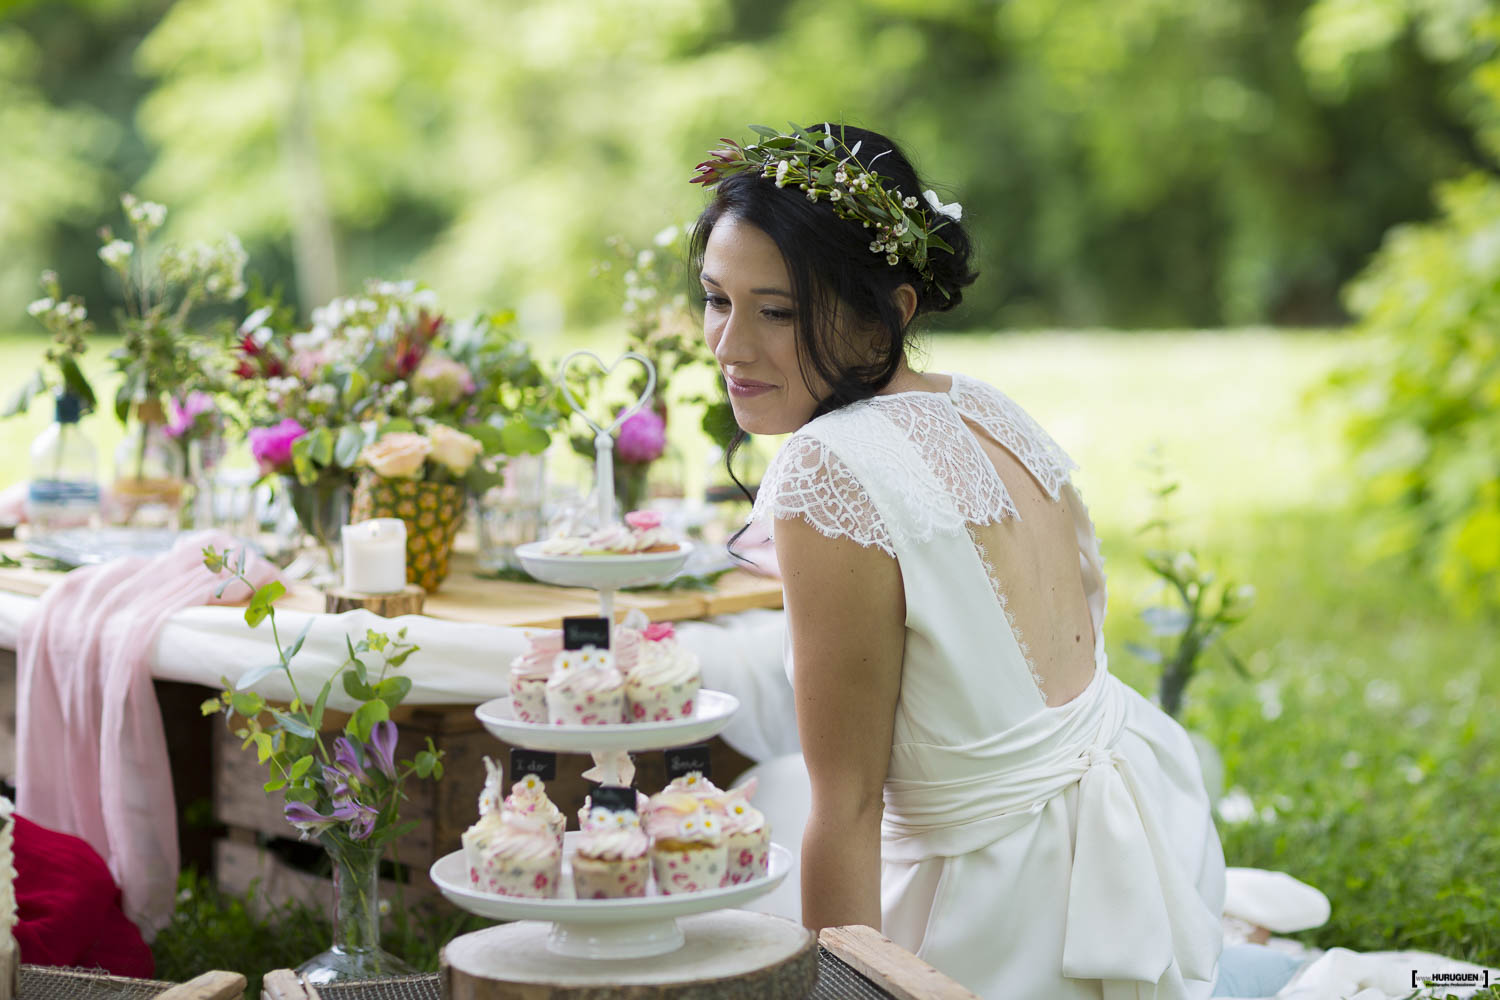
[0,0,1491,331]
[1319,0,1500,613]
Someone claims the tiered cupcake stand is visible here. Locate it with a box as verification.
[429,353,816,998]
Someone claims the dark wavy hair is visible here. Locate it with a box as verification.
[688,124,978,532]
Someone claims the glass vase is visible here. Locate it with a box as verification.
[474,453,547,572]
[296,836,414,985]
[110,401,186,530]
[280,473,352,586]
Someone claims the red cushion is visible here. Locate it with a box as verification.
[13,814,155,978]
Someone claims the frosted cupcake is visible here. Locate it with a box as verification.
[625,622,701,722]
[509,630,560,724]
[714,778,771,886]
[503,772,566,850]
[545,644,626,726]
[537,510,681,556]
[643,790,727,895]
[571,801,651,899]
[461,757,507,883]
[472,812,562,898]
[663,769,724,800]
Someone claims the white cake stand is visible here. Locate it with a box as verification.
[474,689,739,753]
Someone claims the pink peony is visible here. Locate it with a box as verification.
[616,408,665,463]
[165,391,215,439]
[249,417,307,474]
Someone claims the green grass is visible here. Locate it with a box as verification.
[4,326,1494,974]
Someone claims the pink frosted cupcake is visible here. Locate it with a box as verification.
[625,622,701,722]
[509,630,560,724]
[461,757,507,883]
[503,772,566,850]
[571,803,651,899]
[643,790,727,895]
[473,812,562,898]
[545,645,626,725]
[713,778,771,886]
[663,770,724,800]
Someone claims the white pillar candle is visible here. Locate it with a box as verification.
[342,518,407,594]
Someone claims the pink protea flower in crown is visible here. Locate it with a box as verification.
[616,408,666,463]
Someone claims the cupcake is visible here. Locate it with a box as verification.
[503,772,566,850]
[460,757,507,883]
[663,769,724,800]
[536,511,681,556]
[714,778,771,885]
[643,790,727,895]
[545,645,626,726]
[509,630,560,724]
[571,801,651,899]
[472,812,562,898]
[625,622,701,722]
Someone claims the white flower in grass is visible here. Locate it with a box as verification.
[27,297,53,317]
[1216,787,1256,824]
[378,898,391,916]
[653,224,679,247]
[1402,763,1425,784]
[99,239,134,269]
[1340,750,1362,769]
[1364,678,1401,712]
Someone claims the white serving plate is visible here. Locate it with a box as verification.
[515,540,693,590]
[475,689,739,753]
[429,837,793,958]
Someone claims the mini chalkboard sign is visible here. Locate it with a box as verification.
[562,616,611,650]
[589,785,637,813]
[664,744,712,781]
[510,748,557,782]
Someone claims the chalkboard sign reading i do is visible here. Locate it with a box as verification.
[510,748,558,782]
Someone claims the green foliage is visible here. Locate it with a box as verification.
[2,0,1490,329]
[1329,176,1500,613]
[1125,454,1255,718]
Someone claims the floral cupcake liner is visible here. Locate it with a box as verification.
[510,674,548,724]
[571,853,650,899]
[546,685,626,726]
[721,828,770,886]
[650,843,727,895]
[472,851,562,898]
[625,678,700,722]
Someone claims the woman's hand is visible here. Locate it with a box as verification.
[775,513,905,933]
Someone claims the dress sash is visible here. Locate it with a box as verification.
[881,648,1222,991]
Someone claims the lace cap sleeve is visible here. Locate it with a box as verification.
[749,430,894,556]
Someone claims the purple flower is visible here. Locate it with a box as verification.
[284,800,341,837]
[166,392,215,439]
[322,763,352,800]
[616,408,665,464]
[342,798,380,841]
[333,737,369,784]
[368,721,398,779]
[249,417,307,474]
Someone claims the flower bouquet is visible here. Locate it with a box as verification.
[231,280,561,582]
[200,546,444,982]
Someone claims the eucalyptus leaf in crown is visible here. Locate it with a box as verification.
[691,122,962,298]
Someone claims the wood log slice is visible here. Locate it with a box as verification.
[323,584,426,618]
[442,911,816,1000]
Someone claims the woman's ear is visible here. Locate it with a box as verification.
[894,284,918,327]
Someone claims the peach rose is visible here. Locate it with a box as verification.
[426,424,484,476]
[361,431,430,479]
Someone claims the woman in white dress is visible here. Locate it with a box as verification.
[688,124,1229,998]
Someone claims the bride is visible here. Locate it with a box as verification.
[688,123,1233,999]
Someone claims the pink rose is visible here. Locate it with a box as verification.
[643,622,675,642]
[625,510,663,530]
[616,408,665,463]
[249,418,307,474]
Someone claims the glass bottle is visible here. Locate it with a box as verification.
[26,392,100,534]
[112,399,186,530]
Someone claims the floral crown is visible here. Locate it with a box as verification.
[691,123,963,300]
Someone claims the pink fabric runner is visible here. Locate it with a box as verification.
[16,530,279,938]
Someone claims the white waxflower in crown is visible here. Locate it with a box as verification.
[515,773,545,795]
[477,756,504,815]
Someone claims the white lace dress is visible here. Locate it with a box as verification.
[751,373,1226,999]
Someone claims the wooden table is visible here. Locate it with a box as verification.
[0,537,785,909]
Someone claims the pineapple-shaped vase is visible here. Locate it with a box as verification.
[350,470,465,592]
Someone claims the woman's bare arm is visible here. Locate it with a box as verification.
[775,513,905,932]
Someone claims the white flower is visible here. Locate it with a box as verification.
[1172,551,1197,577]
[653,224,679,247]
[834,169,847,184]
[806,190,817,202]
[869,241,883,253]
[1216,787,1256,824]
[636,249,655,269]
[1340,750,1363,769]
[903,196,919,209]
[829,189,843,202]
[307,384,337,407]
[426,424,484,476]
[775,159,790,187]
[378,898,391,916]
[893,221,907,236]
[923,189,963,221]
[99,239,134,269]
[886,252,900,266]
[27,297,53,317]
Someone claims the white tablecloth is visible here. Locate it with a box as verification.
[0,591,799,763]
